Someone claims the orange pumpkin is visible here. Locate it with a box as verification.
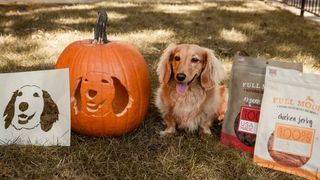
[55,10,150,136]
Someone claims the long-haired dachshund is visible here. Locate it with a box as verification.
[155,44,228,137]
[3,85,59,132]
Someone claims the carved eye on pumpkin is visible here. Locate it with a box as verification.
[101,79,109,83]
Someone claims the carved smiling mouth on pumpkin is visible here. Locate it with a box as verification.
[86,100,106,113]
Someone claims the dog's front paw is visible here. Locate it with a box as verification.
[160,128,176,137]
[216,114,225,125]
[199,128,212,138]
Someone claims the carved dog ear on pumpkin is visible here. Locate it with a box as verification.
[71,77,82,115]
[111,77,133,116]
[72,76,132,116]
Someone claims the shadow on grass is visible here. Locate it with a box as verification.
[0,61,54,73]
[1,1,319,65]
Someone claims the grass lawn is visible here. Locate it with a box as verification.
[0,0,319,179]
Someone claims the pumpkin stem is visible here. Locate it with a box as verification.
[93,9,109,44]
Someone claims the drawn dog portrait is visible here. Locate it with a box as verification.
[3,85,59,132]
[0,69,70,146]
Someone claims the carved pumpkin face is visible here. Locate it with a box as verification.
[79,72,115,116]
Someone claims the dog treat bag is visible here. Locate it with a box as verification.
[220,55,302,153]
[254,66,320,179]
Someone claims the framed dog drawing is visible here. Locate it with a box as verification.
[0,69,70,146]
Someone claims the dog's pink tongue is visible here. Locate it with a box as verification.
[176,83,188,95]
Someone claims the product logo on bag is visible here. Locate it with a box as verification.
[269,68,277,76]
[273,96,318,128]
[273,96,320,114]
[237,106,260,134]
[242,82,263,89]
[241,82,264,106]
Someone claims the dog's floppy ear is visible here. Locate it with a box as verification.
[71,77,82,115]
[40,90,59,132]
[157,43,176,84]
[3,90,18,129]
[201,49,226,90]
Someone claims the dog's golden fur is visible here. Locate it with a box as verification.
[155,44,228,136]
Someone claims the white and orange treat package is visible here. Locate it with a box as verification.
[254,66,320,179]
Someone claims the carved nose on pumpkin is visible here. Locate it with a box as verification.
[88,89,97,98]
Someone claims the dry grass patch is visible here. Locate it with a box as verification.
[0,0,319,179]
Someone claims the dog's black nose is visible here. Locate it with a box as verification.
[19,102,29,112]
[88,89,97,98]
[176,73,186,82]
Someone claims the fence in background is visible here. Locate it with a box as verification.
[284,0,320,16]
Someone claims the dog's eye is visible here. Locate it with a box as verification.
[174,56,180,61]
[84,78,88,82]
[17,91,23,96]
[101,79,109,83]
[33,93,40,97]
[191,57,199,63]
